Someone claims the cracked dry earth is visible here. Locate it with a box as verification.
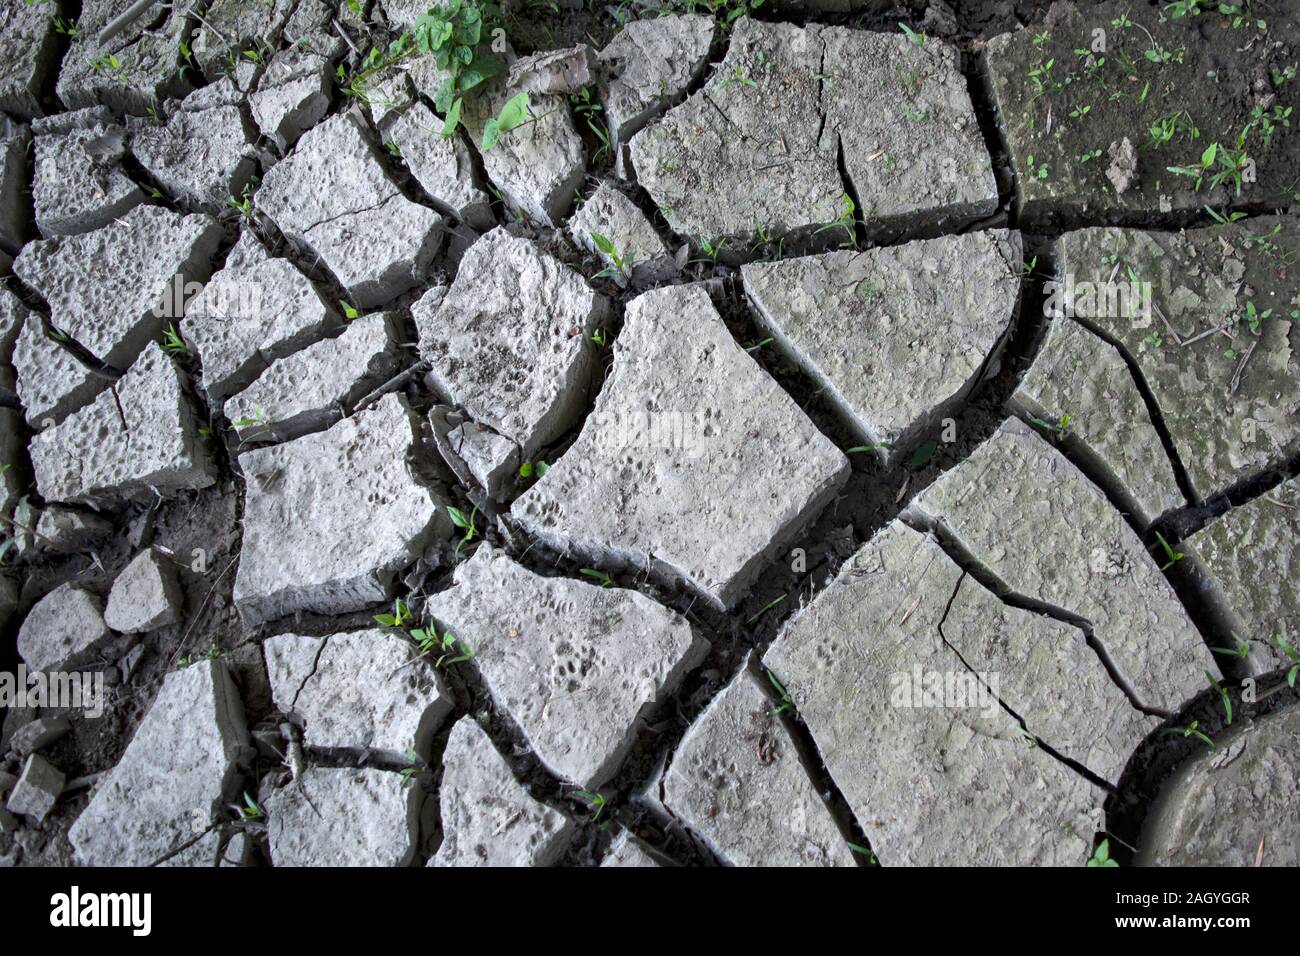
[0,0,1298,869]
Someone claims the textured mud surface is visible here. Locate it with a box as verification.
[0,0,1297,868]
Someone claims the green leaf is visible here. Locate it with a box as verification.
[481,117,501,151]
[442,97,462,137]
[496,91,530,132]
[447,505,472,530]
[339,300,359,320]
[909,439,939,469]
[589,231,618,258]
[1201,142,1218,167]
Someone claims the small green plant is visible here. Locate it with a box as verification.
[847,842,877,863]
[746,594,786,624]
[233,791,263,822]
[1277,634,1299,688]
[1025,154,1049,180]
[1165,0,1206,17]
[579,567,614,587]
[815,193,857,247]
[1242,300,1271,334]
[1165,719,1214,748]
[898,23,925,46]
[339,300,360,320]
[570,789,608,824]
[518,460,549,478]
[1153,531,1184,571]
[590,327,607,348]
[225,180,255,219]
[374,598,415,629]
[1028,412,1070,441]
[448,504,479,556]
[1204,205,1246,224]
[1079,148,1102,164]
[1210,638,1251,659]
[846,441,894,454]
[399,747,424,787]
[719,63,757,88]
[413,624,474,666]
[1168,140,1249,195]
[161,323,188,357]
[691,235,726,265]
[1205,670,1233,725]
[766,670,795,715]
[589,231,634,278]
[1087,838,1119,867]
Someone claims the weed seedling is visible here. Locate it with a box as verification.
[1087,839,1119,867]
[815,193,857,247]
[766,670,795,715]
[1164,719,1214,748]
[374,597,414,629]
[570,789,608,824]
[898,23,925,46]
[518,460,549,478]
[746,593,786,624]
[1205,671,1233,725]
[232,791,263,822]
[399,747,424,787]
[1153,531,1184,570]
[1277,634,1299,688]
[161,323,188,357]
[579,567,614,587]
[590,231,634,279]
[847,842,877,863]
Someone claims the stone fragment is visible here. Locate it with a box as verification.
[0,0,61,119]
[104,548,184,634]
[986,1,1300,224]
[29,344,216,504]
[6,754,64,823]
[431,716,572,867]
[16,583,111,672]
[427,548,707,787]
[764,522,1103,865]
[68,660,249,866]
[32,109,143,236]
[1185,478,1300,675]
[415,229,608,475]
[506,45,597,94]
[264,628,452,761]
[250,48,333,152]
[601,832,664,867]
[227,313,400,444]
[569,182,674,284]
[220,830,251,866]
[10,717,71,755]
[663,665,854,867]
[631,18,995,240]
[130,97,257,207]
[189,0,295,75]
[0,118,30,254]
[512,284,848,611]
[1011,316,1185,526]
[255,114,444,307]
[265,767,419,867]
[183,232,339,403]
[598,15,714,174]
[1054,219,1300,503]
[1139,707,1300,867]
[6,292,104,429]
[13,204,223,372]
[57,0,193,115]
[382,102,494,229]
[940,562,1158,785]
[435,417,520,500]
[905,418,1216,713]
[742,230,1021,463]
[234,394,451,625]
[34,506,115,553]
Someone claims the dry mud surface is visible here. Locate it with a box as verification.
[0,0,1297,868]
